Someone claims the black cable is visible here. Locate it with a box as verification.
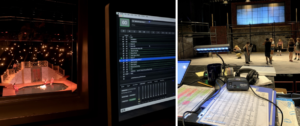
[249,86,283,126]
[216,52,226,76]
[182,78,223,126]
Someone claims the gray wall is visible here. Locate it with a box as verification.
[178,25,196,59]
[232,25,291,52]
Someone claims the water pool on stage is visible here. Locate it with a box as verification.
[16,83,68,95]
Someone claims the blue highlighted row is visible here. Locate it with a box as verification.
[119,56,175,62]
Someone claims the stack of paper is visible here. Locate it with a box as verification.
[239,74,272,86]
[240,66,276,76]
[276,98,299,126]
[255,76,273,86]
[197,86,273,126]
[178,85,215,117]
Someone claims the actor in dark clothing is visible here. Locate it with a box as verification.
[288,38,295,62]
[264,38,272,65]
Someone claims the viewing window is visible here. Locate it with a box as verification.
[0,1,77,97]
[237,3,285,25]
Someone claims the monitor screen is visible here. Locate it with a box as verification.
[177,61,191,85]
[116,12,175,121]
[237,3,285,25]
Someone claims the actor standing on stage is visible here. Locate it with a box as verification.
[277,39,283,56]
[270,38,275,57]
[244,42,250,64]
[294,38,300,60]
[288,38,295,62]
[248,43,253,62]
[264,38,272,65]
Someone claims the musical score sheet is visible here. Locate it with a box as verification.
[197,87,269,126]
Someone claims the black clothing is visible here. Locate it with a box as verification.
[278,46,282,50]
[289,43,295,52]
[265,41,271,57]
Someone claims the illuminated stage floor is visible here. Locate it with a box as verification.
[0,76,77,96]
[189,52,300,74]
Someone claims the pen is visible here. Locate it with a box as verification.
[197,81,214,88]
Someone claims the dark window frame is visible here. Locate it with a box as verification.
[0,0,89,125]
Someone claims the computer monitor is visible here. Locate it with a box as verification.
[177,60,191,85]
[117,11,175,121]
[105,2,175,125]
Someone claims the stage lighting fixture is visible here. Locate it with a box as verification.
[246,0,250,2]
[194,44,230,53]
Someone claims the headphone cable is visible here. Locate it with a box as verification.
[249,86,283,126]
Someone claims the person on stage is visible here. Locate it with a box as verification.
[233,45,242,59]
[50,77,54,85]
[244,42,250,64]
[13,83,18,91]
[263,38,272,65]
[294,38,300,60]
[248,43,253,62]
[44,79,48,85]
[277,39,283,56]
[288,38,295,62]
[270,38,275,57]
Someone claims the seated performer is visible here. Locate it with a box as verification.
[44,79,49,85]
[233,45,242,59]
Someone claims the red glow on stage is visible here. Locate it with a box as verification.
[24,32,27,35]
[57,34,60,36]
[1,32,3,33]
[5,31,8,33]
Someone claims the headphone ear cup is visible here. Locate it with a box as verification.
[246,70,253,81]
[247,70,255,85]
[235,70,239,77]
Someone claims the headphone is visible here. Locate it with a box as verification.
[235,68,259,85]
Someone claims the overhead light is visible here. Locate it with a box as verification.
[194,44,230,53]
[246,0,250,2]
[223,0,228,4]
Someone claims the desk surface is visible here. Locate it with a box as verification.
[178,65,276,126]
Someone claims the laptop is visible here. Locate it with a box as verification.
[177,60,191,88]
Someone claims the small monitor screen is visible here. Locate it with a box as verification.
[116,12,175,121]
[177,61,190,85]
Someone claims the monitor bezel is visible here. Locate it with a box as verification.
[105,1,175,126]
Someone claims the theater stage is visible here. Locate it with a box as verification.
[189,52,300,74]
